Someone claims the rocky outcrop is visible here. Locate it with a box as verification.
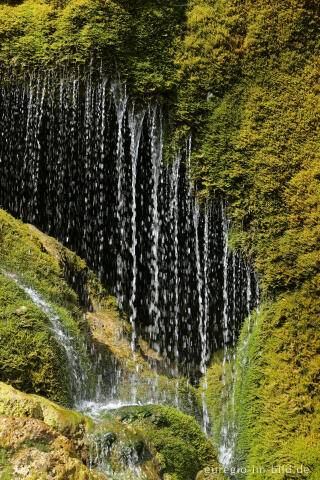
[0,416,104,480]
[0,383,91,461]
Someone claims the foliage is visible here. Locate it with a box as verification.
[176,0,320,293]
[1,0,320,477]
[231,285,320,479]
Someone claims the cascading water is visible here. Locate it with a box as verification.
[0,72,258,378]
[172,153,181,371]
[128,106,145,359]
[218,258,260,473]
[111,80,128,311]
[0,71,260,475]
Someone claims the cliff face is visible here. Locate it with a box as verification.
[176,2,320,476]
[0,0,319,478]
[176,0,320,295]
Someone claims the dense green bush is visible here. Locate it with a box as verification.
[0,0,185,96]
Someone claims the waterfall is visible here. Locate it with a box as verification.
[128,106,145,358]
[172,153,181,369]
[193,202,204,371]
[201,204,211,434]
[222,202,230,359]
[218,258,260,472]
[111,80,128,311]
[149,105,163,352]
[0,72,258,382]
[0,71,263,479]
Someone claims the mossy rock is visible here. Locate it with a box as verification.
[0,209,114,406]
[232,294,320,480]
[203,294,320,480]
[199,349,234,452]
[0,209,86,314]
[0,382,162,479]
[0,274,70,405]
[108,404,227,480]
[88,417,162,479]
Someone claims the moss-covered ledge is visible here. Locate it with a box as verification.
[0,416,105,480]
[0,383,227,480]
[0,382,109,479]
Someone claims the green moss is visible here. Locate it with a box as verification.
[175,0,320,292]
[0,447,9,468]
[0,274,70,405]
[232,288,320,480]
[204,291,320,479]
[113,404,225,480]
[0,382,92,447]
[0,413,100,480]
[200,349,234,450]
[176,1,320,477]
[0,209,113,405]
[0,226,96,405]
[0,0,186,97]
[0,470,12,480]
[22,438,51,453]
[0,211,83,314]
